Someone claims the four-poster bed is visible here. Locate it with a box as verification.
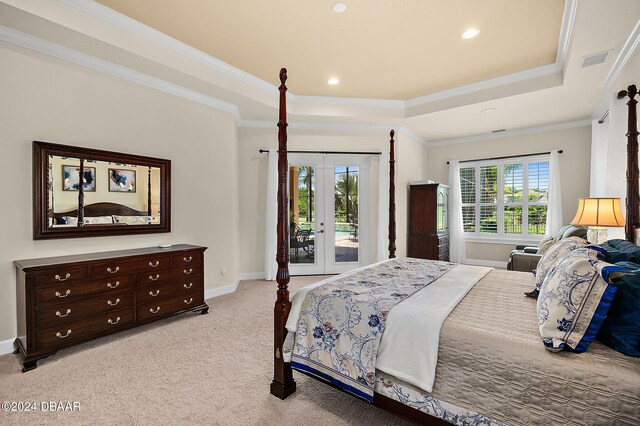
[270,69,640,425]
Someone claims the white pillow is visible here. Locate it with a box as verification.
[537,248,622,352]
[536,236,555,255]
[60,216,78,226]
[83,216,114,224]
[534,236,586,292]
[113,215,153,225]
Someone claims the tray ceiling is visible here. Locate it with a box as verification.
[96,0,565,100]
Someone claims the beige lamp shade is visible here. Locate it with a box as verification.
[571,198,626,227]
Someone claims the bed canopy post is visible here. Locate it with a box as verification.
[147,167,152,217]
[270,68,296,399]
[77,159,85,227]
[619,84,639,243]
[388,130,396,259]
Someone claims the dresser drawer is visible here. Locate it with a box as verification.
[36,289,134,329]
[135,263,203,286]
[172,251,203,267]
[36,308,133,350]
[36,276,133,306]
[34,266,89,288]
[136,275,203,305]
[137,291,204,323]
[90,255,172,278]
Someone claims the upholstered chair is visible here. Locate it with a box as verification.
[506,225,588,272]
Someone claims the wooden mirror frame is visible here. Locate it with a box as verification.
[33,141,171,240]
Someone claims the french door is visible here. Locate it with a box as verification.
[288,154,371,275]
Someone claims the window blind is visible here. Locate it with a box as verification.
[459,155,550,239]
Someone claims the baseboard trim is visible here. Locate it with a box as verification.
[204,280,240,300]
[239,272,264,281]
[462,258,508,269]
[0,338,15,356]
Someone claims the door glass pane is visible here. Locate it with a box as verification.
[334,166,358,263]
[289,166,315,264]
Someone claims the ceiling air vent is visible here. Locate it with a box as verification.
[581,51,610,68]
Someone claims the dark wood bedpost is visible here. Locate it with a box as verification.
[77,159,85,226]
[147,167,152,217]
[619,84,639,243]
[270,68,296,399]
[388,130,397,259]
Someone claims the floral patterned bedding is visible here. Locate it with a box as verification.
[290,258,455,401]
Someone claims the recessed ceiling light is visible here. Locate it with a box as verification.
[462,28,480,39]
[333,3,346,13]
[482,108,497,113]
[328,78,340,85]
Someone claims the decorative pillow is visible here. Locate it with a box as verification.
[537,248,623,352]
[536,236,555,255]
[60,216,78,226]
[533,236,587,293]
[597,239,640,263]
[113,215,154,225]
[596,262,640,357]
[83,216,114,224]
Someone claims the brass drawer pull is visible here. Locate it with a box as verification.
[55,273,71,282]
[55,290,71,298]
[184,298,193,305]
[149,274,160,281]
[149,261,160,268]
[183,283,193,290]
[107,281,120,289]
[183,256,193,263]
[149,307,160,314]
[107,298,120,306]
[107,266,120,274]
[56,309,71,318]
[56,330,72,339]
[149,289,160,297]
[183,269,193,275]
[108,317,121,325]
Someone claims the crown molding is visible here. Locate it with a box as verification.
[55,0,574,115]
[237,120,429,146]
[427,119,591,148]
[0,25,241,121]
[603,18,640,89]
[0,0,580,137]
[406,63,563,108]
[239,119,395,133]
[397,127,430,148]
[556,0,578,65]
[58,0,277,96]
[290,93,405,109]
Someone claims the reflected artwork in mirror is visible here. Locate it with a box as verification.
[33,141,171,239]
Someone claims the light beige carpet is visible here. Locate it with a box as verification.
[0,276,411,425]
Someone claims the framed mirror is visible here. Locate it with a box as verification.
[33,141,171,239]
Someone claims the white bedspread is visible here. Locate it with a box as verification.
[286,261,492,394]
[376,264,491,392]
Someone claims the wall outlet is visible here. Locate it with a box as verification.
[220,266,226,275]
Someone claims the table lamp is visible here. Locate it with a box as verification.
[571,198,625,244]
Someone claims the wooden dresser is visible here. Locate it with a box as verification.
[407,183,450,261]
[14,244,208,372]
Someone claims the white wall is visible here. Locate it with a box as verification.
[426,125,592,263]
[590,43,640,240]
[0,43,240,342]
[236,127,427,275]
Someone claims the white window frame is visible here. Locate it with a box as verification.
[460,154,550,243]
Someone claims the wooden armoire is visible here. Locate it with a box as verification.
[407,183,450,261]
